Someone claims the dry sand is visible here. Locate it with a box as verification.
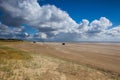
[5,42,120,74]
[44,42,120,74]
[1,42,120,80]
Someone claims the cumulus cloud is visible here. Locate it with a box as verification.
[0,0,77,37]
[0,22,28,39]
[105,26,120,40]
[0,0,120,41]
[89,17,112,33]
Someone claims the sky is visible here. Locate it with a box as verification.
[0,0,120,42]
[39,0,120,26]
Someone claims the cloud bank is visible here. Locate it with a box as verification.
[0,0,120,41]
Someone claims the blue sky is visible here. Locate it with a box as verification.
[39,0,120,26]
[0,0,120,41]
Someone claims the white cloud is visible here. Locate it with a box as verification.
[0,23,28,39]
[0,0,77,36]
[105,26,120,37]
[89,17,112,33]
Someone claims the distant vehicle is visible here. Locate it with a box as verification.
[62,43,65,45]
[33,41,36,43]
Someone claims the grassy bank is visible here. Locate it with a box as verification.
[0,45,31,80]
